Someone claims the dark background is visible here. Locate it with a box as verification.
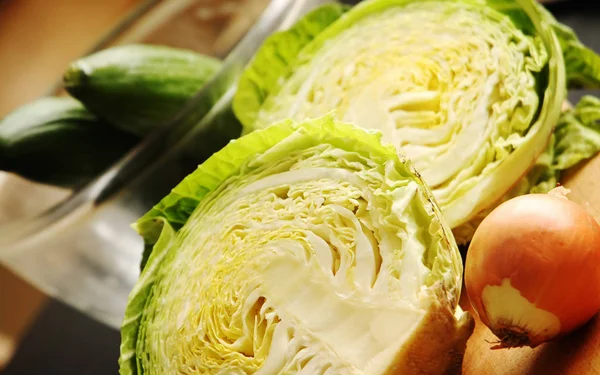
[3,1,600,374]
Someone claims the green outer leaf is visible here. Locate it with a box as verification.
[553,95,600,170]
[551,23,600,89]
[119,218,176,375]
[232,3,350,129]
[531,95,600,189]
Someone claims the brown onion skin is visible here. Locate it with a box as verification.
[465,193,600,341]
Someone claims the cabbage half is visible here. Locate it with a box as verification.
[233,0,600,232]
[119,115,473,375]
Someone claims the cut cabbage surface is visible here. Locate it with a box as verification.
[119,115,473,375]
[234,0,600,231]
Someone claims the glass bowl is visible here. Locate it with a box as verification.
[0,0,334,329]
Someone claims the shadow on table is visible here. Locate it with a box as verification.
[2,299,120,375]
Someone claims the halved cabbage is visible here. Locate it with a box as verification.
[233,0,600,233]
[119,115,473,375]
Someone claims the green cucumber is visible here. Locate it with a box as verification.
[0,97,138,188]
[63,44,222,137]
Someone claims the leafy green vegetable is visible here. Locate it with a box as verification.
[119,114,473,375]
[552,96,600,170]
[551,23,600,89]
[519,95,600,194]
[233,0,571,231]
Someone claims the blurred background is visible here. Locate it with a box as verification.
[0,0,598,374]
[0,2,142,373]
[0,0,271,373]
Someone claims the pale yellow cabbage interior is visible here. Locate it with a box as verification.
[255,2,545,227]
[138,144,452,374]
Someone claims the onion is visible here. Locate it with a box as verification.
[465,186,600,348]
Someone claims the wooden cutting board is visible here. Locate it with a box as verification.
[461,153,600,374]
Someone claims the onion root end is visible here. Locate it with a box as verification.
[489,326,535,349]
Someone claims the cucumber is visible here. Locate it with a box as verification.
[63,44,222,137]
[0,97,138,188]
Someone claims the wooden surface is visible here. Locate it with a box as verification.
[461,153,600,375]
